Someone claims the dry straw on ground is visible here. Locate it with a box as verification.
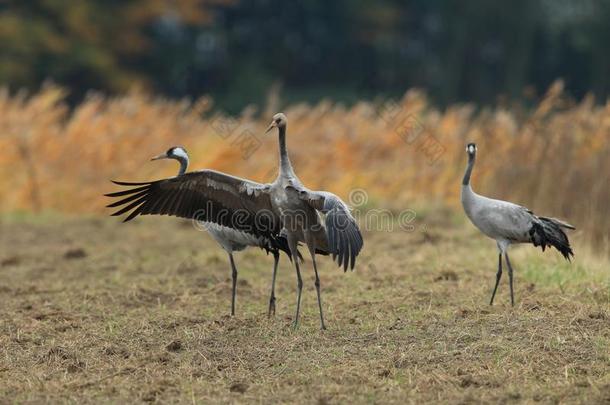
[0,216,608,403]
[0,81,608,251]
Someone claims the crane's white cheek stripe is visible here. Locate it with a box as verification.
[173,148,188,160]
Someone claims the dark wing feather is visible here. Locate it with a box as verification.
[105,170,282,244]
[112,195,149,218]
[111,180,151,186]
[106,189,150,208]
[105,184,150,197]
[301,190,364,271]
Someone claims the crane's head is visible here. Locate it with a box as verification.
[466,143,477,157]
[151,146,189,162]
[265,113,287,133]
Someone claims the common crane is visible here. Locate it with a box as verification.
[105,114,363,330]
[106,146,300,317]
[263,113,363,329]
[461,143,575,306]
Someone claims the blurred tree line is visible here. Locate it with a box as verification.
[1,0,609,112]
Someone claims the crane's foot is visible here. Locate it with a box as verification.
[267,297,276,317]
[319,314,327,330]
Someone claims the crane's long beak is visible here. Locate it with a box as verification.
[151,153,168,161]
[265,121,277,134]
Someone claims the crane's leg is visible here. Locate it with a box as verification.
[287,234,303,330]
[228,252,238,316]
[505,252,515,307]
[305,233,326,330]
[489,253,503,305]
[310,251,326,330]
[268,250,280,317]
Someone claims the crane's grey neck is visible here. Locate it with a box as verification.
[462,153,475,186]
[175,156,189,176]
[278,126,295,177]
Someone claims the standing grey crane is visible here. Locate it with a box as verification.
[461,142,575,306]
[106,146,300,317]
[263,113,363,329]
[105,114,363,330]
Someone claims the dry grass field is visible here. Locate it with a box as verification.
[1,212,608,403]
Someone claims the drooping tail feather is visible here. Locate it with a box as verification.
[530,217,575,261]
[539,216,576,230]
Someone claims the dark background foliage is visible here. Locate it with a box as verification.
[2,0,609,112]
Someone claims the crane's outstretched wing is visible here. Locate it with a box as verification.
[105,170,282,243]
[298,190,364,271]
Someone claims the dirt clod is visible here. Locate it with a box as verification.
[165,340,183,352]
[456,309,470,318]
[104,345,130,358]
[229,382,248,393]
[1,256,20,266]
[435,270,459,281]
[589,312,606,320]
[378,369,391,378]
[388,318,404,330]
[420,231,441,244]
[459,376,478,388]
[64,248,87,259]
[317,397,331,405]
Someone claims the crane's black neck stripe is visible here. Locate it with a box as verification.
[462,154,475,186]
[177,156,188,176]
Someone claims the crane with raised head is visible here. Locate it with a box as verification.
[461,142,575,306]
[263,113,364,329]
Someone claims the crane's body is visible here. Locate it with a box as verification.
[462,189,536,250]
[461,143,574,305]
[205,222,268,252]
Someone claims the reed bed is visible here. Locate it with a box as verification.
[1,82,608,251]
